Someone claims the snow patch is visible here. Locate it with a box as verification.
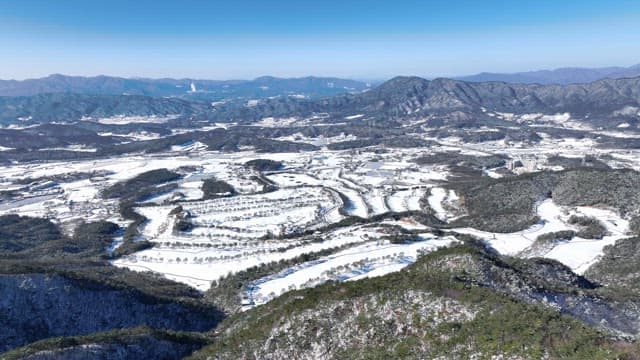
[84,114,180,125]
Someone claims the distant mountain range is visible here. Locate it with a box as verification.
[348,75,640,116]
[3,65,640,101]
[204,75,640,125]
[0,93,208,124]
[0,74,370,99]
[2,75,640,129]
[456,64,640,85]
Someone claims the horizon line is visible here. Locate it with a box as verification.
[2,61,639,83]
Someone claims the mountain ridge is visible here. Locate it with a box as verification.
[221,74,640,124]
[3,74,640,127]
[456,63,640,85]
[0,74,370,98]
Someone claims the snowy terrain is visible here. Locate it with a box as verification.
[242,229,457,308]
[2,124,640,308]
[452,199,630,274]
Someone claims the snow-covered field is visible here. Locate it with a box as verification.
[113,224,383,290]
[452,199,630,274]
[138,186,338,244]
[105,149,460,293]
[83,114,181,125]
[243,230,457,308]
[427,187,460,222]
[2,129,639,308]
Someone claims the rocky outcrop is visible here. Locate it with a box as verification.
[432,243,640,337]
[12,335,202,360]
[0,274,222,353]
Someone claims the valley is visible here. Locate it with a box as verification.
[3,74,640,358]
[2,111,640,303]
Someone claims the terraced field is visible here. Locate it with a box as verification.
[2,131,640,309]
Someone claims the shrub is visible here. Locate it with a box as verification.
[102,168,181,200]
[568,216,607,239]
[245,159,283,171]
[0,215,63,252]
[201,178,236,199]
[535,230,576,244]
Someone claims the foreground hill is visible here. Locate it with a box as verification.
[188,242,640,359]
[0,215,224,354]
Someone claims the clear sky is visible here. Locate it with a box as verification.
[1,0,640,80]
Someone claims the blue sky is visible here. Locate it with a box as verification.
[1,0,640,80]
